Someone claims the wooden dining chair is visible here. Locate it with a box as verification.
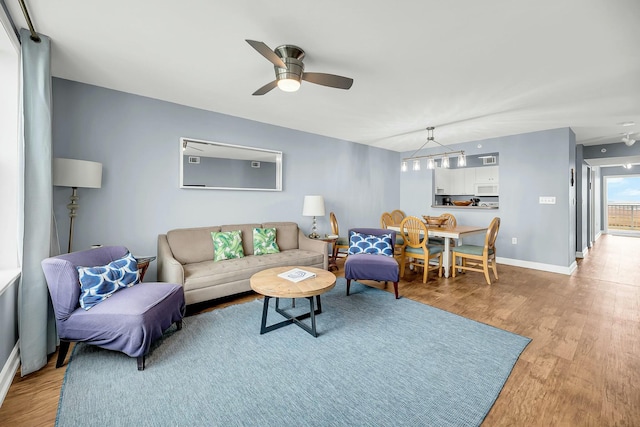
[329,212,349,260]
[428,212,457,246]
[399,216,443,283]
[380,212,403,258]
[451,217,500,284]
[380,212,393,228]
[390,209,406,226]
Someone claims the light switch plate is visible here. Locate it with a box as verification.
[539,196,556,204]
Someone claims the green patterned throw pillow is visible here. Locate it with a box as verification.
[253,227,280,256]
[211,230,245,262]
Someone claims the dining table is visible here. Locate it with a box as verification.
[388,224,488,278]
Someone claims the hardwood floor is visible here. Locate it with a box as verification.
[1,234,638,426]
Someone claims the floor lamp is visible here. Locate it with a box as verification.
[302,195,325,239]
[53,158,103,253]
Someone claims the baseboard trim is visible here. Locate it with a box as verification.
[0,341,20,408]
[497,257,577,275]
[576,246,589,259]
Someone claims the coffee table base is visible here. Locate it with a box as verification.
[260,295,323,337]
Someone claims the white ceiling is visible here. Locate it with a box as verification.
[5,0,640,153]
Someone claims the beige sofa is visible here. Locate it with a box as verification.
[157,222,328,305]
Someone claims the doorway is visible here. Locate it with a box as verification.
[604,175,640,236]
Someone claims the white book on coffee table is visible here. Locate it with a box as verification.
[277,268,317,283]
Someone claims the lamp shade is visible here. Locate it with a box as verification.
[302,195,325,217]
[53,158,102,188]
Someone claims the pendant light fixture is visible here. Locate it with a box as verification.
[401,126,465,171]
[457,153,466,167]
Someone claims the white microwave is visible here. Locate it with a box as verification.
[475,183,499,196]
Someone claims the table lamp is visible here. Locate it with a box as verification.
[53,158,103,253]
[302,195,325,239]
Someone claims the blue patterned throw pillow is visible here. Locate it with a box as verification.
[77,252,140,310]
[348,232,394,256]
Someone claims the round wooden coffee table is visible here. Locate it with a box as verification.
[250,266,336,337]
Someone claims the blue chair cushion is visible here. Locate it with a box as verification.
[453,245,493,256]
[61,282,185,357]
[336,236,349,246]
[405,245,443,255]
[345,253,399,283]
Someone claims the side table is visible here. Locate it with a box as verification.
[135,256,156,282]
[313,236,339,271]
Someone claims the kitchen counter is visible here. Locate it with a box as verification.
[431,205,499,210]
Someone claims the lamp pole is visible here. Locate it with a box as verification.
[66,187,79,253]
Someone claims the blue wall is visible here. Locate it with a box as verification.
[400,127,577,270]
[51,78,400,280]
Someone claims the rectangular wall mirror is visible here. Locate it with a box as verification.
[180,138,283,191]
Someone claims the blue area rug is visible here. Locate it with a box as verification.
[56,279,530,426]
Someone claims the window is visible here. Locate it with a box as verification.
[0,14,20,282]
[605,175,640,235]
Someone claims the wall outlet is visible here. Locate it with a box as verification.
[512,237,517,244]
[539,196,556,204]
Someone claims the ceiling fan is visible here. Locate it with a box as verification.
[245,40,354,96]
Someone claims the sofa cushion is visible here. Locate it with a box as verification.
[253,227,280,255]
[211,230,245,261]
[221,223,261,256]
[167,226,221,264]
[262,222,299,251]
[182,250,324,292]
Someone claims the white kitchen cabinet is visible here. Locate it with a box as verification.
[435,167,477,195]
[434,168,452,194]
[475,166,498,183]
[463,168,476,194]
[474,166,499,196]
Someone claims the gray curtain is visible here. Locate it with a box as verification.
[17,28,57,376]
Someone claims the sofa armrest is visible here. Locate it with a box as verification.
[298,230,328,270]
[157,234,185,285]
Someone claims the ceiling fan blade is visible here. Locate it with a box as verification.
[245,39,287,69]
[252,80,278,96]
[302,72,353,90]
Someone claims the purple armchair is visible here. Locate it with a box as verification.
[344,228,400,299]
[41,246,185,371]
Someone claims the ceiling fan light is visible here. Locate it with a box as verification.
[277,78,301,92]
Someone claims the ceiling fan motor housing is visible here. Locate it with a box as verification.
[274,45,305,83]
